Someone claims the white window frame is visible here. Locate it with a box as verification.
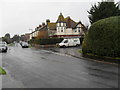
[61,23,63,26]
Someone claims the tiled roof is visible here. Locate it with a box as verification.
[64,16,77,28]
[47,13,85,30]
[56,13,65,23]
[47,22,56,30]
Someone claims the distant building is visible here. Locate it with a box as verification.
[30,13,86,39]
[21,33,30,41]
[29,23,48,39]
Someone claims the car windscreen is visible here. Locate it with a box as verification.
[64,40,68,43]
[0,43,5,47]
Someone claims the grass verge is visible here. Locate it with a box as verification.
[0,67,6,75]
[8,43,14,46]
[78,50,82,53]
[78,50,120,64]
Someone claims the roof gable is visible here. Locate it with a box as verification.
[48,22,56,30]
[56,13,65,23]
[64,17,77,28]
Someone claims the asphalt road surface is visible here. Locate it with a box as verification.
[2,43,119,88]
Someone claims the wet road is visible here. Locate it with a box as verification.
[2,44,118,88]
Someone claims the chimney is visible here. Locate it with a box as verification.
[42,22,45,26]
[37,27,39,29]
[46,19,50,25]
[39,24,42,28]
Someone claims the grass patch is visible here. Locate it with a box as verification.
[0,67,6,75]
[85,53,120,60]
[29,45,32,48]
[8,43,14,46]
[78,50,82,53]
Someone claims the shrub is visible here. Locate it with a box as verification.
[29,38,63,45]
[82,16,120,58]
[80,36,84,45]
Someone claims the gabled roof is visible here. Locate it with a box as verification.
[46,13,86,31]
[74,21,82,28]
[47,22,56,30]
[56,13,65,23]
[64,16,77,28]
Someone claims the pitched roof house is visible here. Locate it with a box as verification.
[30,13,86,39]
[47,13,86,38]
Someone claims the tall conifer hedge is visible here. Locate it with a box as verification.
[82,16,120,58]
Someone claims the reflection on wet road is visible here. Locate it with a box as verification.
[2,44,118,88]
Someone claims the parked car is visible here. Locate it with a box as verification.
[21,42,29,48]
[0,41,8,52]
[58,38,80,47]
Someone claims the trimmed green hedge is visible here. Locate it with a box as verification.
[29,38,63,45]
[80,36,84,45]
[82,16,120,58]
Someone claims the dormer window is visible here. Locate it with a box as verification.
[61,23,63,26]
[64,23,66,26]
[57,23,59,26]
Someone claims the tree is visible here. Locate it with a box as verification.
[3,33,12,44]
[88,1,120,24]
[82,16,120,57]
[12,35,20,43]
[36,30,48,39]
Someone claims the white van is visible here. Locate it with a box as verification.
[58,38,80,47]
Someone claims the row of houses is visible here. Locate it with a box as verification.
[21,13,86,41]
[29,13,86,40]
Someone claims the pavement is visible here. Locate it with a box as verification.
[1,43,119,88]
[44,46,118,65]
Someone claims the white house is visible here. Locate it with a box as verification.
[30,13,86,39]
[47,13,86,38]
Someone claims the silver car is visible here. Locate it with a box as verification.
[21,42,29,48]
[0,41,8,52]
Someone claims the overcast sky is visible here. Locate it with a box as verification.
[0,0,119,37]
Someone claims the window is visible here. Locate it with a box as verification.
[57,27,59,32]
[64,40,68,43]
[74,40,78,42]
[57,23,59,26]
[78,28,81,32]
[64,23,66,26]
[61,27,64,32]
[61,23,63,26]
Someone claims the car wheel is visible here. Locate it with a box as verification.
[76,44,80,47]
[63,45,66,48]
[4,50,7,53]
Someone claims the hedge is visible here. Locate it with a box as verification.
[82,16,120,58]
[29,38,63,45]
